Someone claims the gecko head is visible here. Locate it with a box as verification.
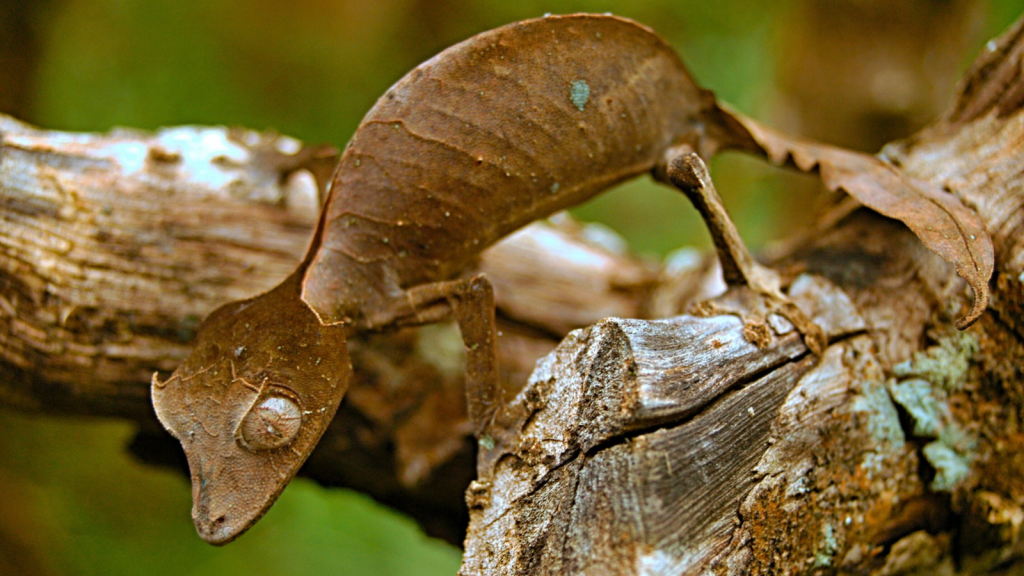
[152,272,352,545]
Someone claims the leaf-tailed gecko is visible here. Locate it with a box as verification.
[152,14,992,544]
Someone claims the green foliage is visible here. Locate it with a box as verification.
[0,411,461,576]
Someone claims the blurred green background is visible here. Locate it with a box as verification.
[0,1,1019,574]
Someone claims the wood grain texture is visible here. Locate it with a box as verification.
[463,316,819,574]
[0,118,329,417]
[459,14,1024,574]
[463,272,866,574]
[146,14,995,544]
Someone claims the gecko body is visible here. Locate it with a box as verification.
[153,13,987,545]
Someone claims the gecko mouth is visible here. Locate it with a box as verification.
[196,513,231,545]
[195,508,240,546]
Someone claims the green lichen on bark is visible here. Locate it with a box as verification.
[893,332,979,391]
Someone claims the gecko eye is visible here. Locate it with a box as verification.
[239,395,302,450]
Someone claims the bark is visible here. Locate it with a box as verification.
[0,114,661,544]
[2,15,1024,576]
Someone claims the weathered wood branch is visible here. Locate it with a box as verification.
[0,114,667,544]
[2,15,1024,574]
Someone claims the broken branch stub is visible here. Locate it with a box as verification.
[464,275,866,574]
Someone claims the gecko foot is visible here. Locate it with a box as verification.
[690,283,827,355]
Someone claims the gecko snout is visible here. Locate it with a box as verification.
[194,502,235,546]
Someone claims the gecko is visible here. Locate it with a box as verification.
[152,13,991,544]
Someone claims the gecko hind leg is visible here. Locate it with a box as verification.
[658,147,827,355]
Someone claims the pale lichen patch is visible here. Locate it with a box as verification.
[922,442,971,491]
[813,523,839,568]
[889,378,947,438]
[851,379,906,452]
[569,80,590,111]
[893,331,979,391]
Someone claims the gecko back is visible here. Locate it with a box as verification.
[302,14,715,325]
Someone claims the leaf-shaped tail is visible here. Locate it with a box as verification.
[711,105,993,329]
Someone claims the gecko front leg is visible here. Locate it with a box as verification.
[369,274,510,476]
[398,275,502,436]
[658,147,827,355]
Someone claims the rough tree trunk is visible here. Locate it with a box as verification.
[2,16,1024,576]
[460,17,1024,575]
